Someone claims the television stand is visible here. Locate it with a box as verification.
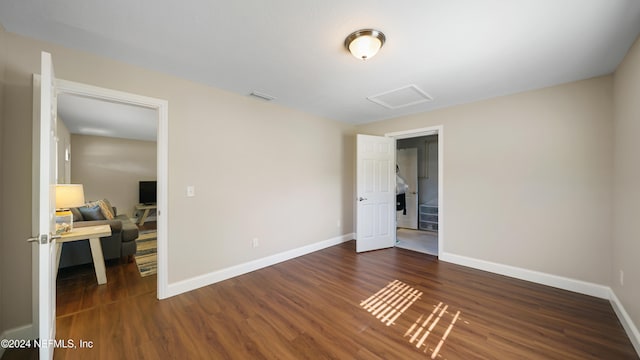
[135,203,157,226]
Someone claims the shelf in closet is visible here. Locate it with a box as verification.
[419,204,438,231]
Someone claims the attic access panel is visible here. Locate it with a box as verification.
[367,84,433,109]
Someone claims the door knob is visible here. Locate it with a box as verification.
[26,234,61,244]
[358,197,368,201]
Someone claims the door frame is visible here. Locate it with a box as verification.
[32,78,170,302]
[385,125,443,258]
[30,52,59,359]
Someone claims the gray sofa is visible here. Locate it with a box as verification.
[59,205,139,269]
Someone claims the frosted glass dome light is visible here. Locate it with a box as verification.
[345,29,386,60]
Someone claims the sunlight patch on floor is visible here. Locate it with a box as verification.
[405,302,466,359]
[361,280,468,359]
[360,280,423,326]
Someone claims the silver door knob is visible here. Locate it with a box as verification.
[358,197,368,201]
[26,234,61,244]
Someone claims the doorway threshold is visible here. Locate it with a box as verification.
[396,228,438,256]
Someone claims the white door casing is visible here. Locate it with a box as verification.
[32,51,58,360]
[385,126,443,258]
[51,78,169,299]
[396,148,418,229]
[356,134,396,252]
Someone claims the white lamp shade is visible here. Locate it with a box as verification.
[55,184,85,209]
[348,35,382,60]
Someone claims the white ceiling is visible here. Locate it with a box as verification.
[58,93,157,142]
[2,0,640,128]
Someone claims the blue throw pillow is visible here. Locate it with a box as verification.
[70,207,84,222]
[78,204,106,221]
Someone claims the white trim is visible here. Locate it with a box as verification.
[609,290,640,356]
[165,233,354,298]
[56,79,164,109]
[385,126,439,139]
[440,252,611,298]
[386,125,444,258]
[0,324,35,357]
[31,75,41,341]
[54,79,170,299]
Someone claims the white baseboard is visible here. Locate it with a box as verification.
[0,323,35,357]
[609,290,640,356]
[440,251,640,357]
[4,241,638,358]
[1,233,353,356]
[439,252,610,298]
[165,233,354,298]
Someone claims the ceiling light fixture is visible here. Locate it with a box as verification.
[344,29,386,60]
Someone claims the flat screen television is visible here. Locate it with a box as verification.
[139,181,157,204]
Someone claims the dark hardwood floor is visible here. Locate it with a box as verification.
[4,240,638,359]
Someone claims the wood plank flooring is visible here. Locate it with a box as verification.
[5,241,637,359]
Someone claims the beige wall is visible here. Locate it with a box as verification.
[70,134,157,218]
[612,36,640,330]
[1,26,35,334]
[357,77,614,285]
[0,30,355,331]
[0,23,6,336]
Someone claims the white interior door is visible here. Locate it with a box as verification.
[396,148,418,229]
[356,134,395,252]
[32,51,58,360]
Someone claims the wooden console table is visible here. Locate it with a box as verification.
[135,203,157,225]
[56,225,111,285]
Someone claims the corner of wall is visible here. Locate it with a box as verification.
[610,289,640,355]
[611,32,640,357]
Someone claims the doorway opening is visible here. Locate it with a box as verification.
[387,126,443,257]
[54,79,169,299]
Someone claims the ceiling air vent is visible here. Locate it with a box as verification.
[249,91,276,101]
[367,84,433,109]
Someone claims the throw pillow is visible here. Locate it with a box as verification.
[97,199,115,220]
[78,204,106,221]
[70,207,84,222]
[87,199,115,220]
[101,198,116,217]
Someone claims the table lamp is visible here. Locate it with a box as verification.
[55,184,85,233]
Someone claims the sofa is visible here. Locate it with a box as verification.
[59,199,139,269]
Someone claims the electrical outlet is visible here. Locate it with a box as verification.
[252,238,259,248]
[620,270,624,286]
[337,219,341,228]
[186,185,195,197]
